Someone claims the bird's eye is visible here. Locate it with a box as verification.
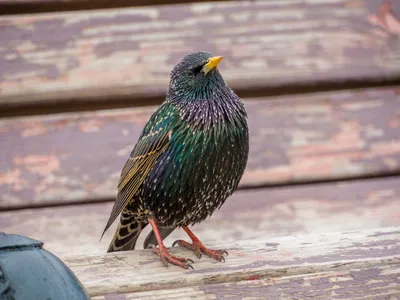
[192,65,203,74]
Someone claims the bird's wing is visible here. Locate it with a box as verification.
[101,105,173,238]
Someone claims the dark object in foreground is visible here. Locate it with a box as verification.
[102,52,249,269]
[0,232,89,300]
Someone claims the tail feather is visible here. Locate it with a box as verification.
[107,210,148,252]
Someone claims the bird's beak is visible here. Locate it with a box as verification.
[202,56,223,75]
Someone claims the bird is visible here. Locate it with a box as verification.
[101,51,249,269]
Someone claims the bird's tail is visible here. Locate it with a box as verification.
[107,210,148,252]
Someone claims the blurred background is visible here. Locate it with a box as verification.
[1,0,400,259]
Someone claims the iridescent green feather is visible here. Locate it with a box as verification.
[103,52,249,253]
[101,103,180,238]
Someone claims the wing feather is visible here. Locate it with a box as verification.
[101,111,172,239]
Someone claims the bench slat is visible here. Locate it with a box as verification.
[90,265,400,299]
[1,87,400,209]
[1,176,399,257]
[65,227,400,297]
[1,0,400,115]
[0,0,231,16]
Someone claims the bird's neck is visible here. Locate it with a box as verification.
[168,87,246,130]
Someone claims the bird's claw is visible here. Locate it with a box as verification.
[187,258,195,264]
[152,245,194,269]
[172,239,228,262]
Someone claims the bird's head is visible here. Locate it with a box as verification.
[168,52,225,100]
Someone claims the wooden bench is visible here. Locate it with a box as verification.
[1,0,400,117]
[1,0,400,298]
[67,228,400,299]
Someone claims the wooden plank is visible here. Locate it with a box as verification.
[1,87,400,209]
[94,270,400,300]
[0,0,232,16]
[65,227,400,298]
[1,0,400,115]
[90,265,400,299]
[1,176,399,257]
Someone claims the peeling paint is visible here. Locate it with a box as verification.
[0,0,400,107]
[1,87,400,208]
[13,154,61,177]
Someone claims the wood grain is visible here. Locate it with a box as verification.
[65,227,400,297]
[1,0,400,114]
[1,87,400,209]
[90,265,400,299]
[0,0,235,16]
[1,176,399,257]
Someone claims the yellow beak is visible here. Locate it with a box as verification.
[202,56,223,75]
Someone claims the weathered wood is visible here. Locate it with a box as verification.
[1,177,399,257]
[1,0,400,116]
[90,265,400,299]
[65,227,400,298]
[0,0,233,16]
[1,87,400,209]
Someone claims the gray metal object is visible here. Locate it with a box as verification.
[0,232,89,300]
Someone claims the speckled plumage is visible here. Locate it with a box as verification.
[103,52,249,255]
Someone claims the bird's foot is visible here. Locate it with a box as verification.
[152,245,194,269]
[172,239,228,262]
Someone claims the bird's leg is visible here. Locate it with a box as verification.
[148,218,194,269]
[173,226,228,262]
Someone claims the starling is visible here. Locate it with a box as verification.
[102,52,249,269]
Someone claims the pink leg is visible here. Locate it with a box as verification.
[148,219,194,269]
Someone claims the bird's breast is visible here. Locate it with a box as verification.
[140,98,248,226]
